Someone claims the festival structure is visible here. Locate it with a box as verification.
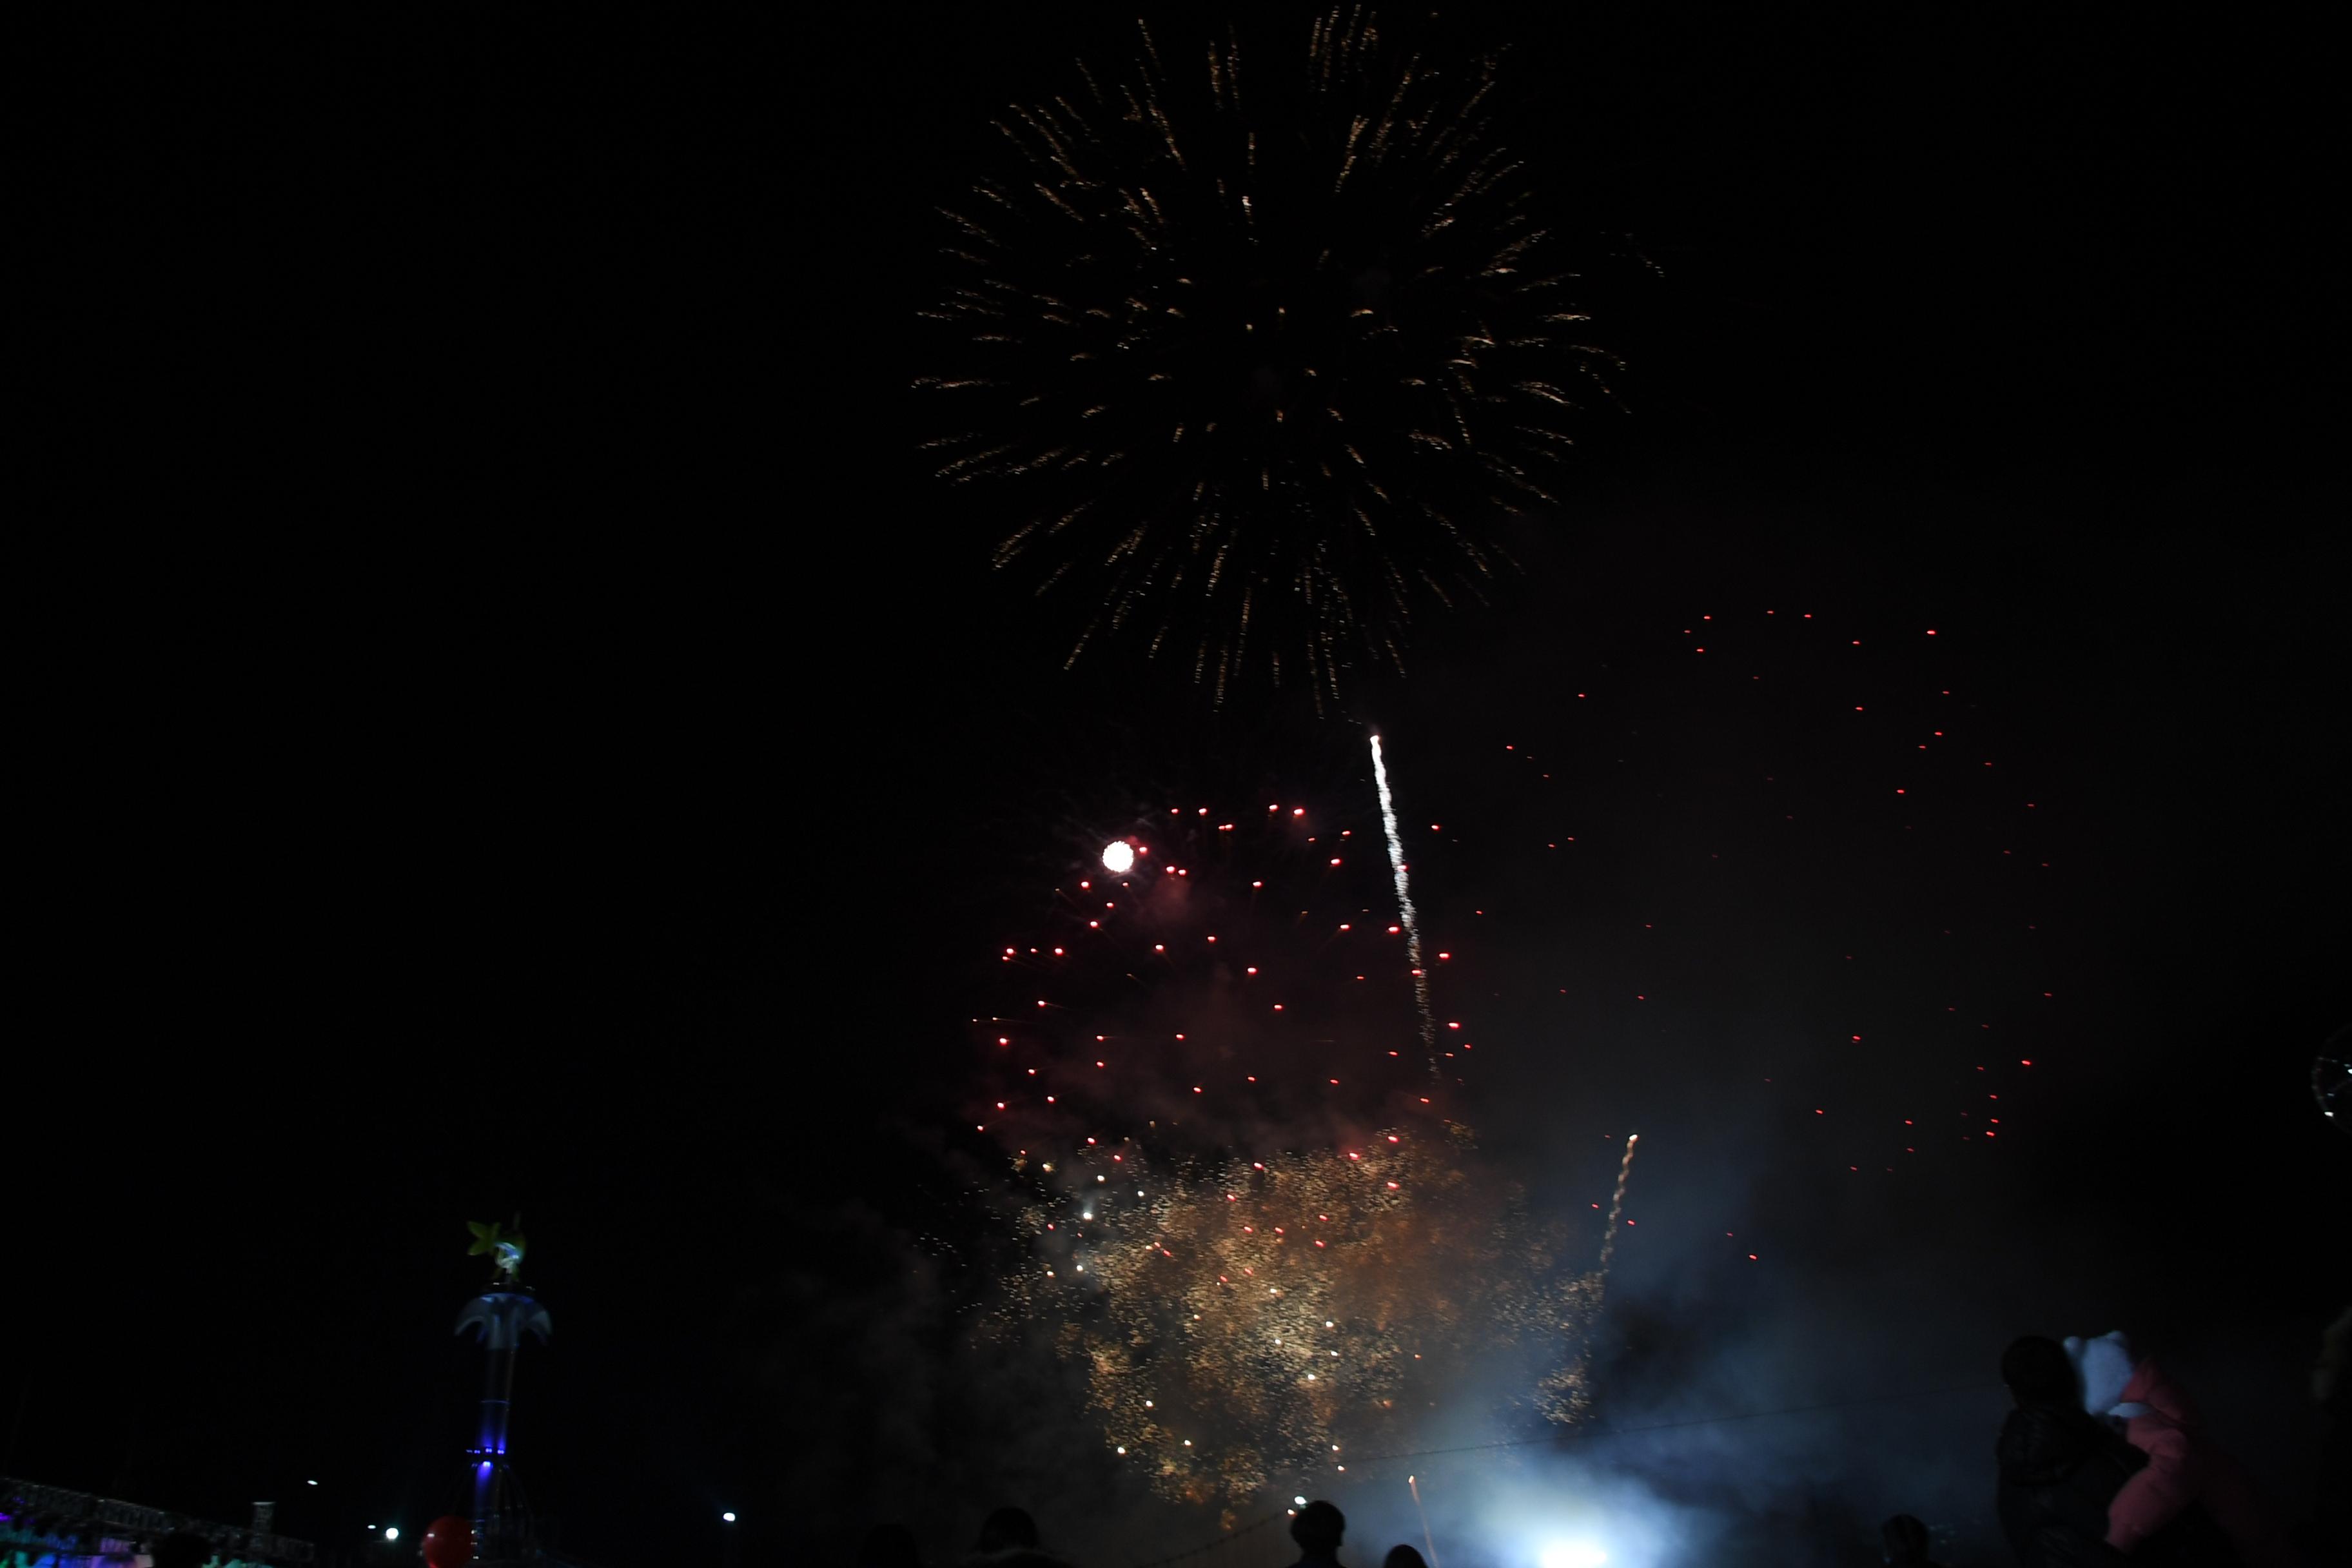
[433,1217,553,1567]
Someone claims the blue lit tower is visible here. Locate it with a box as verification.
[455,1218,551,1560]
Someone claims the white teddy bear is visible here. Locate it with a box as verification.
[2064,1329,2151,1420]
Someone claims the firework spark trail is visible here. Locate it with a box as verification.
[1530,1133,1639,1424]
[1592,1133,1640,1286]
[1369,732,1437,1075]
[1407,1474,1442,1568]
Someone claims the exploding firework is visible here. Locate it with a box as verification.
[994,1127,1603,1509]
[972,785,1453,1146]
[970,773,1621,1509]
[919,8,1632,703]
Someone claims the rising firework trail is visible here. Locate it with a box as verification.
[1369,732,1436,1075]
[1533,1133,1638,1423]
[1593,1133,1640,1285]
[1408,1474,1443,1568]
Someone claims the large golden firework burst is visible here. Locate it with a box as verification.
[992,1124,1604,1508]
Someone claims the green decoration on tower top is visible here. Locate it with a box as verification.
[467,1215,527,1286]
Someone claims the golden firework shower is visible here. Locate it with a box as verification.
[919,8,1634,704]
[994,1125,1605,1507]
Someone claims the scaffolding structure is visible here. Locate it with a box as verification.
[0,1475,316,1566]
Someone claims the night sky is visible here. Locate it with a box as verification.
[23,6,2343,1567]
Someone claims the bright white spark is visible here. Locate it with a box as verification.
[1102,839,1135,873]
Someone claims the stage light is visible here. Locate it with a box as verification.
[1538,1544,1605,1568]
[384,1527,401,1542]
[722,1511,737,1523]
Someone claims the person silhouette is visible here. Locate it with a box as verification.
[963,1504,1073,1568]
[1288,1500,1347,1567]
[1995,1335,2137,1566]
[2066,1329,2294,1565]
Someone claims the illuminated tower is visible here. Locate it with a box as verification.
[455,1217,551,1561]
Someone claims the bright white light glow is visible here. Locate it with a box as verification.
[1539,1544,1607,1568]
[1102,840,1135,874]
[723,1511,737,1523]
[384,1528,401,1542]
[1295,1496,1308,1505]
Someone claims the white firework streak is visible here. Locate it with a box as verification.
[1369,732,1438,1075]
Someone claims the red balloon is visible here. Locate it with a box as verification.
[422,1516,476,1568]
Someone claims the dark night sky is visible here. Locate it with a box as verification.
[23,6,2342,1565]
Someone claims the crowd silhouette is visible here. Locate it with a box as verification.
[854,1313,2348,1566]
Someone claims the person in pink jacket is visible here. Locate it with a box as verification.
[2065,1332,2294,1565]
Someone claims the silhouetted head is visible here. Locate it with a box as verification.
[1384,1546,1429,1568]
[1881,1513,1930,1564]
[152,1534,211,1568]
[1291,1500,1346,1555]
[2002,1335,2079,1406]
[977,1506,1040,1551]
